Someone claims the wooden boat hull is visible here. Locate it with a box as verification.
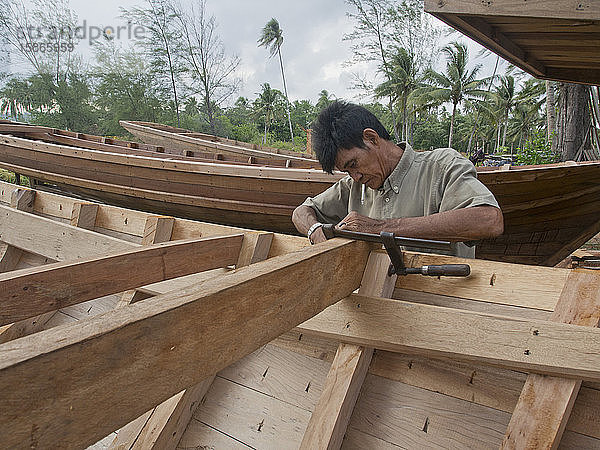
[1,180,599,449]
[1,126,600,266]
[120,120,321,168]
[0,133,334,234]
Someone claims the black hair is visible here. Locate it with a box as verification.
[311,100,391,173]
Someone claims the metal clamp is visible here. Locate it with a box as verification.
[321,224,470,278]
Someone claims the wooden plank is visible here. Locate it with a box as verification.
[190,377,311,449]
[0,204,136,260]
[0,188,45,343]
[0,235,244,326]
[301,252,397,449]
[112,232,274,450]
[502,270,600,449]
[0,188,35,273]
[298,291,600,381]
[348,373,600,449]
[424,0,600,21]
[0,238,372,448]
[116,216,175,308]
[396,251,568,311]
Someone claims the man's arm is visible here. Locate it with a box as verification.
[292,205,328,244]
[337,206,503,242]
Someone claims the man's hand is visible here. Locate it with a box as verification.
[309,226,328,244]
[336,211,385,234]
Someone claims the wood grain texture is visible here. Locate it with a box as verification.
[502,270,600,449]
[0,204,136,260]
[111,231,274,450]
[115,216,174,309]
[425,0,600,21]
[0,235,243,326]
[301,252,397,449]
[0,238,371,449]
[299,291,600,381]
[396,251,568,311]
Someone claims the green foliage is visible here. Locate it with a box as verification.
[515,131,559,165]
[0,169,30,186]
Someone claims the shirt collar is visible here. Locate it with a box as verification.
[380,142,415,193]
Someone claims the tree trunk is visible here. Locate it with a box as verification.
[277,49,294,142]
[557,83,591,161]
[546,80,557,152]
[448,102,457,148]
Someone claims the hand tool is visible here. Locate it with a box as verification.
[321,224,470,277]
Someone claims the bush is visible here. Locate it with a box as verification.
[515,131,559,165]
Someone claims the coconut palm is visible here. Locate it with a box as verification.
[420,42,486,147]
[375,47,421,142]
[258,18,294,142]
[493,75,518,149]
[254,83,282,144]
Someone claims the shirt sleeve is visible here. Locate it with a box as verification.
[436,150,500,212]
[301,176,352,224]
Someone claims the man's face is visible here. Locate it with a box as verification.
[335,146,385,190]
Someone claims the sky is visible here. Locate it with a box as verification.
[5,0,507,105]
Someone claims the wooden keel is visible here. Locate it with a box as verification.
[0,238,372,449]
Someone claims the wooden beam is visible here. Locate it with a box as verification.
[0,200,98,344]
[300,251,397,449]
[0,235,244,326]
[0,238,372,449]
[0,188,44,342]
[298,289,600,381]
[424,0,600,22]
[110,232,274,449]
[0,204,135,260]
[0,188,36,273]
[116,216,175,308]
[395,251,568,312]
[501,270,600,449]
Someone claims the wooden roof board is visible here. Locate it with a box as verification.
[424,0,600,85]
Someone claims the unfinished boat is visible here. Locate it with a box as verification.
[1,179,599,449]
[0,120,319,169]
[1,122,600,267]
[120,119,319,166]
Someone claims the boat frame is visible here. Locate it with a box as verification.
[1,180,600,449]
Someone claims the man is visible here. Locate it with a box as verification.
[292,101,503,257]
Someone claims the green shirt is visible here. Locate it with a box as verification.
[302,143,499,258]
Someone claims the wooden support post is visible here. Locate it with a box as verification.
[300,252,397,450]
[501,270,600,449]
[0,238,371,449]
[0,235,244,326]
[70,202,99,230]
[110,232,274,449]
[116,216,174,308]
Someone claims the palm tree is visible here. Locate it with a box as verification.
[421,42,486,148]
[258,18,294,142]
[493,75,517,149]
[375,47,420,142]
[254,83,281,144]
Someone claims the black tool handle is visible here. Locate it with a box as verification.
[415,264,470,277]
